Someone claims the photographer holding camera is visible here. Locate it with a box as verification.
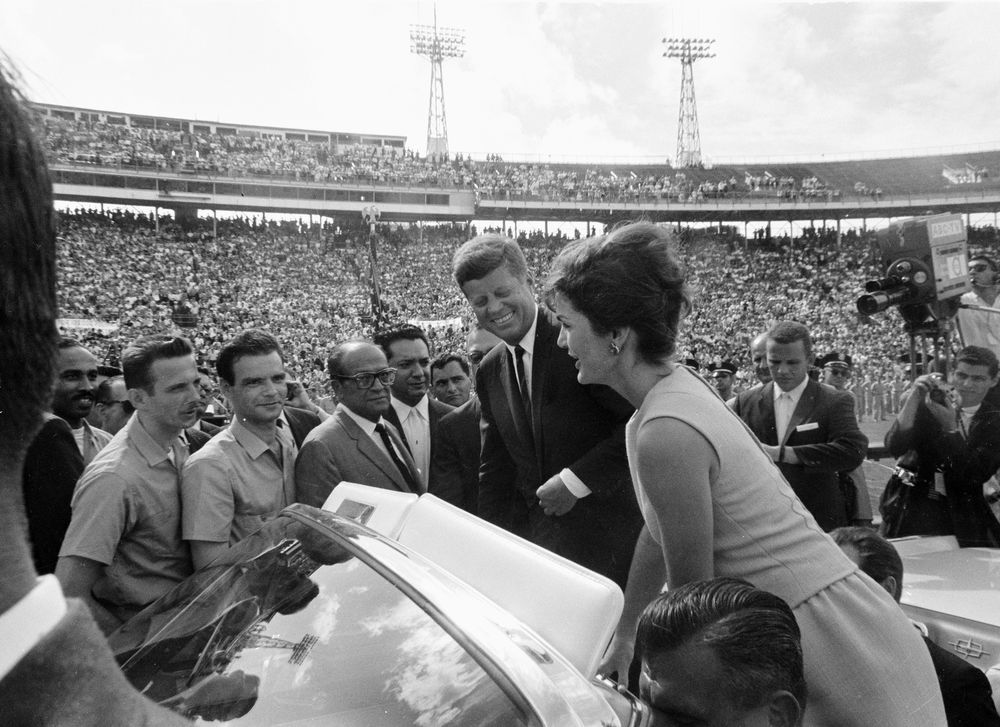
[881,345,1000,547]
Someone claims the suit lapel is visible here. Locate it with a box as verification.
[753,382,779,444]
[783,380,818,445]
[340,411,412,492]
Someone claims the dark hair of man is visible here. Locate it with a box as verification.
[373,325,430,359]
[544,221,691,364]
[956,345,999,378]
[766,320,813,358]
[121,335,194,393]
[95,375,135,414]
[636,577,807,711]
[215,329,285,385]
[452,233,530,288]
[431,353,470,377]
[0,62,59,473]
[829,527,903,601]
[58,336,84,350]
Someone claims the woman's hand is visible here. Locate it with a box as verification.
[598,632,635,686]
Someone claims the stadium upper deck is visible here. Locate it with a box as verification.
[36,102,1000,223]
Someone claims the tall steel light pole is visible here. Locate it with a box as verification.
[663,37,715,168]
[410,9,465,158]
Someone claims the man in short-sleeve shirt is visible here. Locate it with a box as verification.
[56,335,202,633]
[182,330,296,570]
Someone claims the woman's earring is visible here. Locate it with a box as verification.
[609,341,621,355]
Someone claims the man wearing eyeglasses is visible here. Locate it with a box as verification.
[94,376,133,436]
[295,341,423,508]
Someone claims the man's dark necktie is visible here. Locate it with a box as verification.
[514,345,533,435]
[375,422,418,491]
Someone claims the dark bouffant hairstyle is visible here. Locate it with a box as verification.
[544,222,691,363]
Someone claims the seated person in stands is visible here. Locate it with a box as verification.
[636,577,806,727]
[832,526,1000,727]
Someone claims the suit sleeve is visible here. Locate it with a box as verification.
[428,418,466,507]
[562,383,632,499]
[294,438,345,508]
[788,389,867,473]
[476,363,520,528]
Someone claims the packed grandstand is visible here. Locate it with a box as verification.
[40,103,1000,423]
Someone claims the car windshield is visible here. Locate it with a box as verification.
[110,514,532,726]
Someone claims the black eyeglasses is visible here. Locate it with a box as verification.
[336,368,396,389]
[971,264,991,273]
[825,368,851,377]
[468,353,486,365]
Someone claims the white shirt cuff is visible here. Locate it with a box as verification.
[0,574,67,681]
[560,468,592,498]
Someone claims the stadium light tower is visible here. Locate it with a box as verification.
[663,37,715,168]
[410,8,465,158]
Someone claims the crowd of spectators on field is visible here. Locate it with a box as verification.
[40,113,850,204]
[55,208,1000,421]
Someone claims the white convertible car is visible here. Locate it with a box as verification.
[108,485,649,726]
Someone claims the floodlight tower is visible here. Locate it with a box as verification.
[663,37,715,168]
[410,9,465,158]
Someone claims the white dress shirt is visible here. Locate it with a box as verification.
[773,376,809,443]
[389,395,431,486]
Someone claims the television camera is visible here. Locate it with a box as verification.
[856,213,970,380]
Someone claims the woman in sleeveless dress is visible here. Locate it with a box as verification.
[543,222,944,726]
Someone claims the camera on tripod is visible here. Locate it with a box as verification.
[856,213,970,320]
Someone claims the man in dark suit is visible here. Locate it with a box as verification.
[452,234,641,588]
[295,341,422,507]
[375,325,453,489]
[833,527,1000,727]
[429,327,503,513]
[0,64,189,724]
[730,321,867,531]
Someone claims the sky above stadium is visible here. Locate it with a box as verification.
[1,0,997,164]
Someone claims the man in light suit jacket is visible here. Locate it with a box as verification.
[730,321,867,531]
[295,341,423,508]
[452,235,642,588]
[375,325,454,488]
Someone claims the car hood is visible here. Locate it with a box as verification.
[901,547,1000,625]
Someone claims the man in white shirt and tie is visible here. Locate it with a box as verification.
[375,326,454,488]
[730,321,868,531]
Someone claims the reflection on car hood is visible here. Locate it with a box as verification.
[901,547,1000,625]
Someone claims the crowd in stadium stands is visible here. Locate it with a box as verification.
[41,114,849,203]
[55,208,1000,423]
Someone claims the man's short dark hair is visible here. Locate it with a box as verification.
[373,325,430,359]
[431,353,470,377]
[58,336,84,350]
[955,345,999,378]
[452,234,530,288]
[121,335,194,393]
[766,320,813,358]
[637,577,807,711]
[216,329,284,385]
[830,527,903,601]
[0,61,59,469]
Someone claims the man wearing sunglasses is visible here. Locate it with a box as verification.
[958,256,1000,351]
[295,341,423,508]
